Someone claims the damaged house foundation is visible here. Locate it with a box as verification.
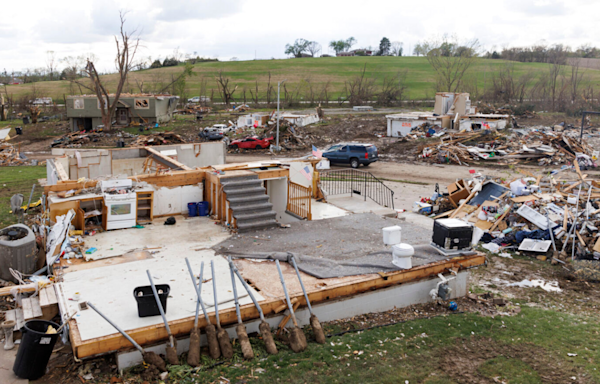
[1,144,485,375]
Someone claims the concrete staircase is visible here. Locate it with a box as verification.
[221,175,279,233]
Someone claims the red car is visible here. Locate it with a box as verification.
[229,136,273,149]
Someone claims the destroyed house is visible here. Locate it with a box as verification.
[385,92,510,137]
[66,94,179,131]
[2,148,485,374]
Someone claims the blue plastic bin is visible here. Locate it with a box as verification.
[197,201,209,216]
[187,202,198,217]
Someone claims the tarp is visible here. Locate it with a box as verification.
[219,245,476,279]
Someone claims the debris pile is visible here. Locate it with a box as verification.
[51,132,107,148]
[262,120,308,150]
[477,103,536,118]
[419,127,597,167]
[417,163,600,280]
[130,132,187,147]
[0,142,27,165]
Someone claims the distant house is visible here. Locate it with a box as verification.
[337,52,355,57]
[66,94,179,131]
[351,49,373,56]
[10,78,23,85]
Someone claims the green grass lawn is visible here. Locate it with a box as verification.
[122,306,599,384]
[5,57,599,103]
[0,166,46,227]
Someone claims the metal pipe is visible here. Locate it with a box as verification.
[211,260,221,326]
[231,262,265,321]
[290,256,313,314]
[228,257,242,324]
[275,79,286,152]
[146,270,173,346]
[275,260,295,320]
[184,258,203,329]
[87,302,145,354]
[25,184,35,214]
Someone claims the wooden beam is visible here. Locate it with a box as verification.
[44,170,206,194]
[69,254,485,359]
[55,162,69,181]
[145,147,191,171]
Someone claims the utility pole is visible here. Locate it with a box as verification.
[275,79,287,152]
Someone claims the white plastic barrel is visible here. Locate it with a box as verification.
[392,243,414,269]
[383,226,402,245]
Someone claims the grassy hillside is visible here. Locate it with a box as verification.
[5,57,600,102]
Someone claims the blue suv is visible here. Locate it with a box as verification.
[322,143,379,168]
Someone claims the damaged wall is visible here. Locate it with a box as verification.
[152,183,204,216]
[46,143,225,184]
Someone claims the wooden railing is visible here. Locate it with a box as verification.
[287,181,312,220]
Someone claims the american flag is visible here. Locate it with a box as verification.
[312,145,322,158]
[300,165,312,181]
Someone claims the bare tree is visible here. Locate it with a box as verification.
[423,35,480,92]
[317,80,331,105]
[306,42,322,57]
[344,64,376,106]
[390,42,403,56]
[215,70,238,105]
[46,51,56,81]
[249,80,260,105]
[266,72,274,105]
[378,70,408,106]
[283,82,303,107]
[569,58,586,104]
[76,12,139,130]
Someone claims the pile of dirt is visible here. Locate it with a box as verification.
[438,337,583,383]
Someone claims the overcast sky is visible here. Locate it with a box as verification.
[1,0,597,73]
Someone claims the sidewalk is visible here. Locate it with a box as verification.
[0,347,27,384]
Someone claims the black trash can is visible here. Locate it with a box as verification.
[15,127,23,135]
[13,319,60,380]
[22,116,30,124]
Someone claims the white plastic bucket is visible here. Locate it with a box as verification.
[392,243,414,269]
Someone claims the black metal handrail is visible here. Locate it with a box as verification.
[319,169,395,209]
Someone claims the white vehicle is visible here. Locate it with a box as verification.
[212,124,234,133]
[187,96,211,103]
[30,97,53,105]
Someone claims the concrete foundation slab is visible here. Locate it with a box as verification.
[117,270,468,369]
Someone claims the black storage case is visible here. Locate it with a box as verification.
[432,219,473,250]
[134,284,170,317]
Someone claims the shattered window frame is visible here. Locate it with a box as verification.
[73,98,84,109]
[97,97,108,109]
[135,98,150,109]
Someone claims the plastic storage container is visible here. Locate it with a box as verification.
[197,201,209,217]
[134,284,170,317]
[382,225,402,245]
[392,243,414,269]
[187,202,198,217]
[13,320,60,380]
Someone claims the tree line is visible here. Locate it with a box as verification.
[285,37,403,57]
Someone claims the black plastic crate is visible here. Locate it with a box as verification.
[432,219,473,250]
[134,284,170,317]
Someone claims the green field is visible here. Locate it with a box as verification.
[6,57,599,103]
[0,166,46,227]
